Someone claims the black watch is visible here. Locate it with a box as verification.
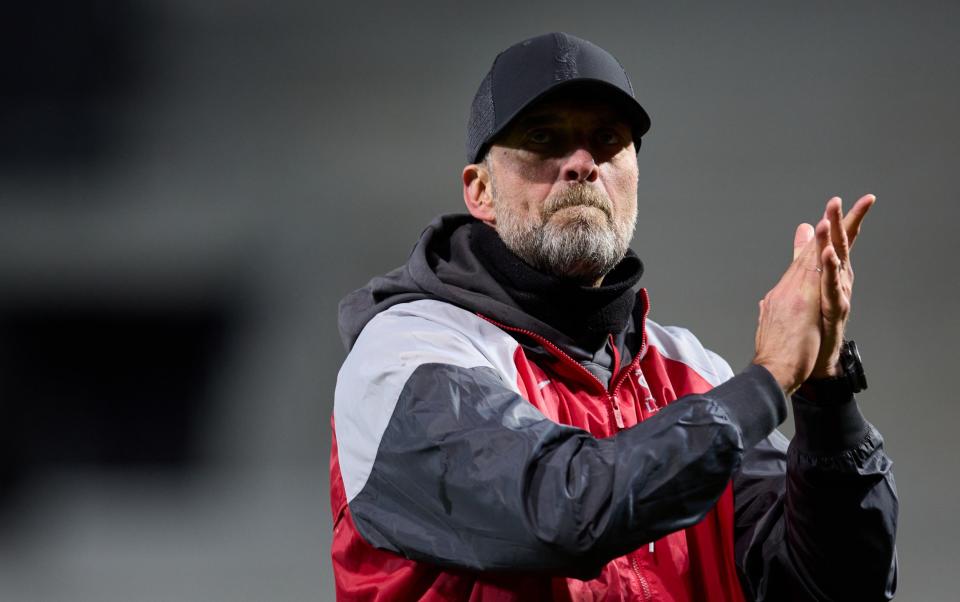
[839,339,868,393]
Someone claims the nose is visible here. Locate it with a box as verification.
[561,147,600,183]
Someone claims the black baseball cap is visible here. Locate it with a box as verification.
[466,32,651,163]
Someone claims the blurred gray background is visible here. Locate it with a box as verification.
[0,1,956,600]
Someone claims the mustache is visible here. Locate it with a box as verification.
[542,185,612,219]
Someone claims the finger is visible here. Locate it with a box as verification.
[793,223,815,260]
[821,244,843,321]
[796,218,830,285]
[843,194,876,250]
[793,218,827,266]
[827,196,850,265]
[814,218,830,267]
[755,299,764,349]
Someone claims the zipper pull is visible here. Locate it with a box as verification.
[610,396,625,429]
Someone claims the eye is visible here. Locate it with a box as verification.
[595,127,623,146]
[525,129,553,145]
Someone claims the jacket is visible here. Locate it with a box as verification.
[330,214,898,601]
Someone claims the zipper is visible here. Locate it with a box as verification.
[612,287,650,399]
[480,291,655,599]
[630,553,652,601]
[477,288,651,434]
[477,314,610,385]
[477,316,626,431]
[606,288,651,430]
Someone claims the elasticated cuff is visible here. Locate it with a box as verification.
[792,385,872,456]
[709,364,788,449]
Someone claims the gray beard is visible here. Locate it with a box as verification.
[494,184,636,285]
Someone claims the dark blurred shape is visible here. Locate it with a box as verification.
[0,296,240,507]
[0,0,150,170]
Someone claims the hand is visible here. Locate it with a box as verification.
[753,219,831,395]
[808,194,876,378]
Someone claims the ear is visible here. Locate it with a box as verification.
[462,162,496,224]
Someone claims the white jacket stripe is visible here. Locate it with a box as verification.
[334,300,520,502]
[644,320,735,387]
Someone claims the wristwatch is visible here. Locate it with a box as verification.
[839,339,868,393]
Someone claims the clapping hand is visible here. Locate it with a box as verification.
[753,194,875,393]
[793,195,875,378]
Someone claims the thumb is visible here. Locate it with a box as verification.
[793,223,815,260]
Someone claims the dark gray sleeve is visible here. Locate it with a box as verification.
[733,381,899,601]
[349,362,786,578]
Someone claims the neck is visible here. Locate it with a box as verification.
[469,221,643,349]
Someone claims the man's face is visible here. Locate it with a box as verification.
[482,93,639,285]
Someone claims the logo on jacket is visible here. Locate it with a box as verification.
[634,369,659,414]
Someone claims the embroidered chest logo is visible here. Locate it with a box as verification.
[633,369,659,414]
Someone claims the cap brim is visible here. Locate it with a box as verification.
[480,78,651,160]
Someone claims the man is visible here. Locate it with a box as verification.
[330,33,897,601]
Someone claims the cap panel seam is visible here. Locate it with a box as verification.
[488,51,504,129]
[610,53,635,96]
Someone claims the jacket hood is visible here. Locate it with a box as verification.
[339,213,639,352]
